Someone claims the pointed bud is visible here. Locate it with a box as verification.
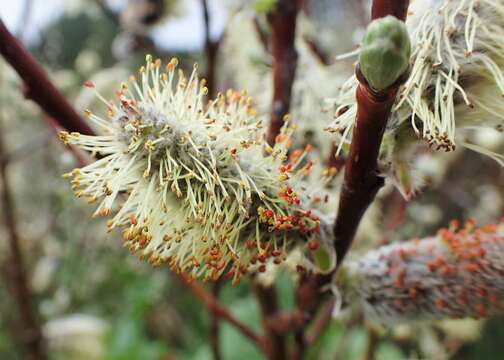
[359,15,411,91]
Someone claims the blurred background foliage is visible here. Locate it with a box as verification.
[0,0,503,359]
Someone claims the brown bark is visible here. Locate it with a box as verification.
[291,273,331,359]
[253,283,287,360]
[333,71,398,263]
[266,0,300,146]
[371,0,409,21]
[209,280,223,360]
[332,0,410,265]
[201,0,220,98]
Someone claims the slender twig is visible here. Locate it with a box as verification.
[290,273,331,359]
[303,35,332,66]
[265,0,300,146]
[261,274,332,358]
[200,0,220,98]
[252,282,287,360]
[332,0,410,266]
[209,279,223,360]
[0,116,47,360]
[0,19,94,135]
[305,299,336,346]
[253,17,269,52]
[363,327,380,360]
[177,273,265,349]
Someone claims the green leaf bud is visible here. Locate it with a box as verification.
[359,15,411,91]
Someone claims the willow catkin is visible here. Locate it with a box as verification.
[340,220,504,322]
[60,56,334,283]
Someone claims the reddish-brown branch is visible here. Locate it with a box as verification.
[209,279,223,360]
[332,0,410,265]
[371,0,409,21]
[177,273,264,349]
[201,0,220,98]
[305,299,335,346]
[261,274,332,358]
[253,283,287,359]
[303,35,332,66]
[266,0,300,146]
[0,19,94,135]
[0,121,47,360]
[290,273,331,359]
[253,17,270,52]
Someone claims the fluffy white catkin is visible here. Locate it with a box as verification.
[61,56,335,283]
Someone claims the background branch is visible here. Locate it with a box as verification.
[0,116,47,360]
[0,19,94,135]
[201,0,221,98]
[253,282,287,359]
[265,0,300,146]
[209,279,223,360]
[305,299,336,346]
[177,273,264,350]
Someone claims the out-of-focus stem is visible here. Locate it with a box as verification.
[253,282,287,360]
[209,279,223,360]
[0,117,47,360]
[177,273,265,350]
[305,299,336,346]
[201,0,220,98]
[266,0,300,146]
[0,19,94,135]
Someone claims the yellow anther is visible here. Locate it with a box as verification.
[166,58,178,71]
